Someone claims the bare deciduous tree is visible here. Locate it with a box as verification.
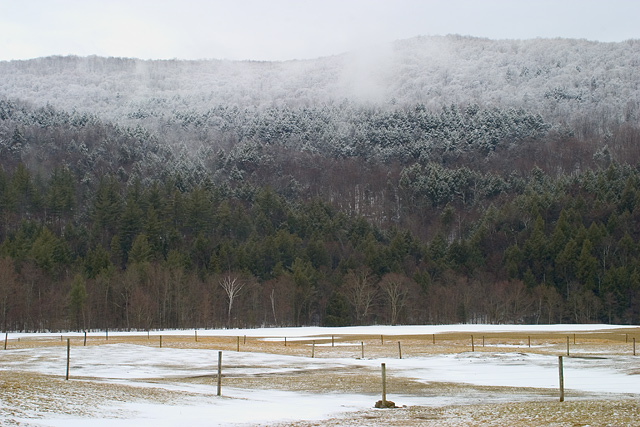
[220,274,244,328]
[380,273,410,326]
[342,268,377,325]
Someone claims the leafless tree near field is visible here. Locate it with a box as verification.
[380,273,409,326]
[220,274,245,328]
[342,268,377,325]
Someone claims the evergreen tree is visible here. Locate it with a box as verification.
[69,273,87,330]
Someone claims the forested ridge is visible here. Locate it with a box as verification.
[1,35,640,331]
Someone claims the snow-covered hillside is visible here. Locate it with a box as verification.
[1,36,638,128]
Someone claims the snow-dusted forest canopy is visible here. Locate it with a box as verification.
[1,35,640,331]
[1,36,639,125]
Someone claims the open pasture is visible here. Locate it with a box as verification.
[1,325,640,426]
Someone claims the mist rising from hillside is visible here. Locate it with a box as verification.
[0,35,638,130]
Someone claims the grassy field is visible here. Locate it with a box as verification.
[2,327,640,426]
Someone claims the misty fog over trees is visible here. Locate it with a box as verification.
[0,35,639,331]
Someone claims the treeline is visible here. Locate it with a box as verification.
[2,158,640,331]
[2,97,640,331]
[0,164,429,331]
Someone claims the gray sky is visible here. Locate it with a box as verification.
[1,0,638,61]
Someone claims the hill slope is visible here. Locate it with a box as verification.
[1,36,640,330]
[1,36,638,130]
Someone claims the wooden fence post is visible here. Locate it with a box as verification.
[528,336,531,348]
[84,331,87,347]
[566,336,570,356]
[398,341,402,359]
[217,351,222,396]
[361,341,364,359]
[381,363,387,406]
[237,336,240,352]
[66,339,71,381]
[160,335,163,348]
[558,355,564,402]
[433,334,435,345]
[471,335,475,352]
[195,330,198,342]
[4,332,7,350]
[381,335,384,345]
[634,338,636,356]
[312,340,315,358]
[332,335,334,347]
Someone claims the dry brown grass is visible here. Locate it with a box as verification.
[0,370,204,425]
[6,327,640,358]
[274,400,640,427]
[3,327,640,426]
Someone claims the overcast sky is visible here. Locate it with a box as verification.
[1,0,638,61]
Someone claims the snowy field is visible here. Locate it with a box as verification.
[1,324,639,426]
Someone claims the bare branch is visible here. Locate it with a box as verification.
[220,274,245,328]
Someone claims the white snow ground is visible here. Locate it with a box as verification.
[1,324,637,426]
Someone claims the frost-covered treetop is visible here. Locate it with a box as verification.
[0,35,638,125]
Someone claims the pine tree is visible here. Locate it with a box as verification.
[128,234,152,265]
[577,239,598,293]
[69,273,87,331]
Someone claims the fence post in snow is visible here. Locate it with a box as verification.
[160,335,163,348]
[4,332,7,350]
[217,351,222,396]
[237,336,240,352]
[634,338,636,356]
[558,355,564,402]
[361,341,364,359]
[312,340,315,358]
[566,336,570,356]
[528,335,531,348]
[398,341,402,359]
[195,330,198,342]
[381,363,387,406]
[66,339,71,381]
[471,335,475,352]
[84,331,87,347]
